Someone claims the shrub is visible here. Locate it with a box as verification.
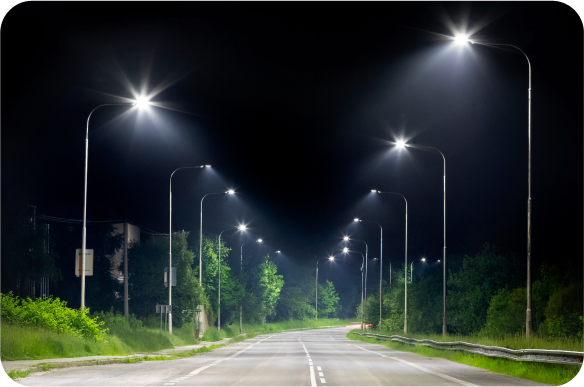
[543,284,583,339]
[0,292,106,340]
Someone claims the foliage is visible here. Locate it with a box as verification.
[542,284,583,339]
[317,280,340,318]
[276,286,315,320]
[128,233,204,327]
[1,292,106,340]
[245,258,284,325]
[480,287,526,337]
[447,244,523,335]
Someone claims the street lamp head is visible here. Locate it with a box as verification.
[371,189,378,193]
[454,34,471,45]
[421,258,426,262]
[354,218,360,222]
[343,247,349,253]
[256,238,263,243]
[133,96,150,108]
[238,225,247,231]
[437,260,441,263]
[396,140,407,149]
[205,165,212,168]
[343,236,350,241]
[276,250,281,254]
[226,189,235,194]
[328,256,335,261]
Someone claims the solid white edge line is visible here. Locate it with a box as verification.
[388,357,477,387]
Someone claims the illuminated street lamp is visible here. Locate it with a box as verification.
[410,258,426,282]
[218,225,246,330]
[371,190,408,333]
[315,256,335,322]
[453,35,535,338]
[81,99,150,311]
[342,246,366,330]
[390,140,447,335]
[344,236,370,328]
[275,250,281,254]
[239,237,263,333]
[168,165,210,333]
[354,218,383,330]
[200,189,236,283]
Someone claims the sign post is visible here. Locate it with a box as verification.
[75,249,94,277]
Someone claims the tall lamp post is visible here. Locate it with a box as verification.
[239,238,262,333]
[371,190,409,333]
[392,140,447,335]
[410,258,426,282]
[354,218,383,330]
[218,225,246,330]
[168,165,210,333]
[200,190,235,283]
[342,246,365,330]
[81,98,149,310]
[315,256,335,321]
[343,237,368,328]
[454,35,534,338]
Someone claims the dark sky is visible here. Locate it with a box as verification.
[3,2,582,291]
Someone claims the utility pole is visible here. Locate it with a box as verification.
[124,222,129,316]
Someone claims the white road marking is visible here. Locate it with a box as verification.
[317,366,322,371]
[319,372,324,377]
[309,365,317,387]
[353,344,387,357]
[320,378,327,383]
[388,357,477,386]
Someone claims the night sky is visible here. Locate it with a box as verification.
[3,2,582,292]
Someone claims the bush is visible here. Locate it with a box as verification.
[543,284,583,339]
[1,292,106,340]
[480,287,526,337]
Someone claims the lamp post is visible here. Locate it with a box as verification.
[392,140,447,335]
[454,36,534,339]
[354,218,383,330]
[168,165,210,333]
[410,258,427,282]
[343,236,368,328]
[218,225,246,331]
[316,256,335,322]
[371,190,408,333]
[200,190,235,283]
[239,238,262,334]
[81,98,149,310]
[342,246,365,330]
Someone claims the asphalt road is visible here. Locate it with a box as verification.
[19,327,548,386]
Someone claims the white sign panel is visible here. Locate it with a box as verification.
[75,249,94,277]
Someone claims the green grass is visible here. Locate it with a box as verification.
[175,344,225,358]
[369,329,584,352]
[1,323,135,361]
[348,330,582,385]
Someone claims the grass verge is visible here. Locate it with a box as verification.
[347,330,582,385]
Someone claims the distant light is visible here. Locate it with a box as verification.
[133,96,150,108]
[257,239,263,243]
[354,218,360,222]
[454,34,471,44]
[437,260,441,263]
[343,236,349,241]
[238,225,247,231]
[396,140,407,149]
[343,247,349,253]
[328,256,335,261]
[276,250,281,254]
[227,189,235,194]
[371,189,378,193]
[205,165,212,168]
[421,258,426,262]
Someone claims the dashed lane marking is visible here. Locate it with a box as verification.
[320,378,327,383]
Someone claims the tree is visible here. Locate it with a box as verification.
[542,284,583,339]
[128,233,203,327]
[245,257,284,325]
[317,280,339,319]
[480,287,526,337]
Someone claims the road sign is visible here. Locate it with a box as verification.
[156,304,172,313]
[164,267,176,287]
[75,249,94,277]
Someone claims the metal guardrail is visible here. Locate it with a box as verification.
[354,332,584,365]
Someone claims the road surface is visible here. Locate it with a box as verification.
[19,327,548,386]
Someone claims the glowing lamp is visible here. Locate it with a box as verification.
[257,239,263,243]
[396,140,407,148]
[343,236,349,241]
[238,225,247,231]
[133,97,150,108]
[343,247,349,253]
[354,218,360,222]
[371,189,378,193]
[328,256,335,261]
[227,190,235,194]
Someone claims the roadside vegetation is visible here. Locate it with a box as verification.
[347,330,581,385]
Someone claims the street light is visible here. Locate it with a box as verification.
[315,256,335,322]
[344,236,369,328]
[239,236,262,333]
[81,99,149,310]
[391,140,447,336]
[371,190,409,333]
[218,225,246,330]
[354,218,383,330]
[168,165,210,333]
[200,189,236,283]
[454,37,535,338]
[410,258,426,282]
[275,250,281,254]
[342,246,366,331]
